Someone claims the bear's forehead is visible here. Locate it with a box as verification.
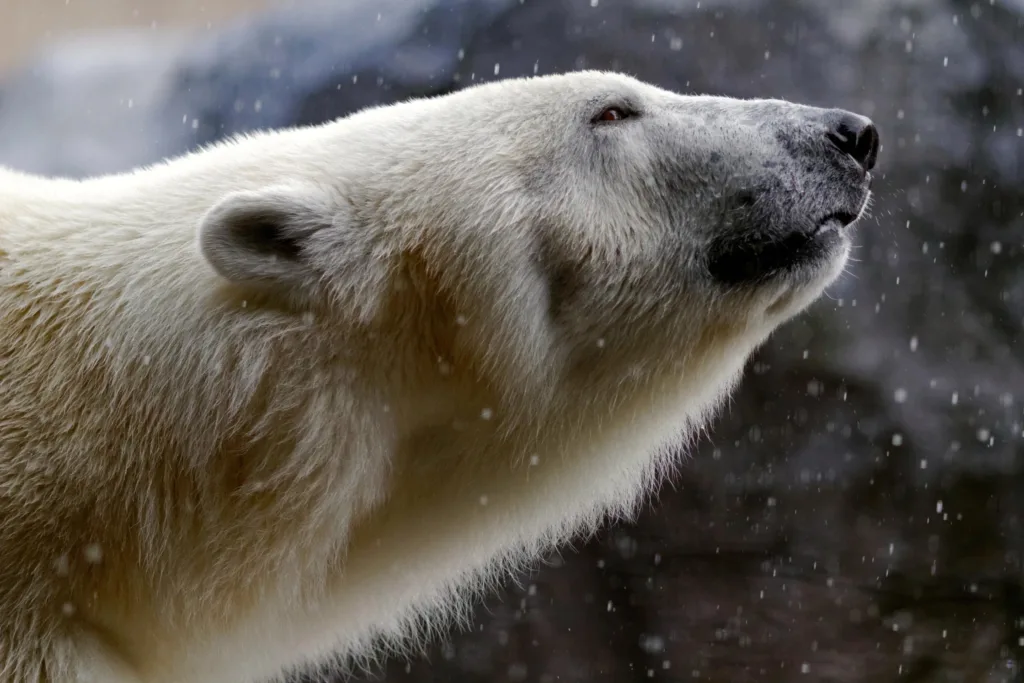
[484,70,650,100]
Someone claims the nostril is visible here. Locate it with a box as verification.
[853,123,880,170]
[827,113,880,171]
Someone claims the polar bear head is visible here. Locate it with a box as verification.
[197,70,876,428]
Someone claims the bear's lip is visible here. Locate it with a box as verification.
[811,210,859,237]
[705,203,865,287]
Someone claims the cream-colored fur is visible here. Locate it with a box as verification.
[0,71,869,682]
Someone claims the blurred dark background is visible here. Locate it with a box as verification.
[2,1,1022,681]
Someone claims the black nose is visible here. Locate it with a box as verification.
[827,112,880,171]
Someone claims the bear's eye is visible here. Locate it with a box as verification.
[593,106,631,124]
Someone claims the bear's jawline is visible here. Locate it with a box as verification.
[704,224,842,286]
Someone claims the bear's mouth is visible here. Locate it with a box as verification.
[811,210,859,237]
[706,208,861,286]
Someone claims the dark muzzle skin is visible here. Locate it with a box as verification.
[705,108,879,287]
[706,222,847,286]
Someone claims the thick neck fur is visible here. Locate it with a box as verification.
[0,120,768,682]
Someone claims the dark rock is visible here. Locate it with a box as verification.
[163,0,514,145]
[2,0,1022,680]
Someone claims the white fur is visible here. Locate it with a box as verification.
[0,71,853,682]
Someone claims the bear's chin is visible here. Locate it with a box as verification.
[705,222,850,288]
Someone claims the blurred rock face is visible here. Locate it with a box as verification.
[2,0,1022,680]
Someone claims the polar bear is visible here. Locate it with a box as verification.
[0,71,878,682]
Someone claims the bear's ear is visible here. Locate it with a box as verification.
[198,183,333,292]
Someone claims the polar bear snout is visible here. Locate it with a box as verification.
[697,103,879,289]
[825,110,880,173]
